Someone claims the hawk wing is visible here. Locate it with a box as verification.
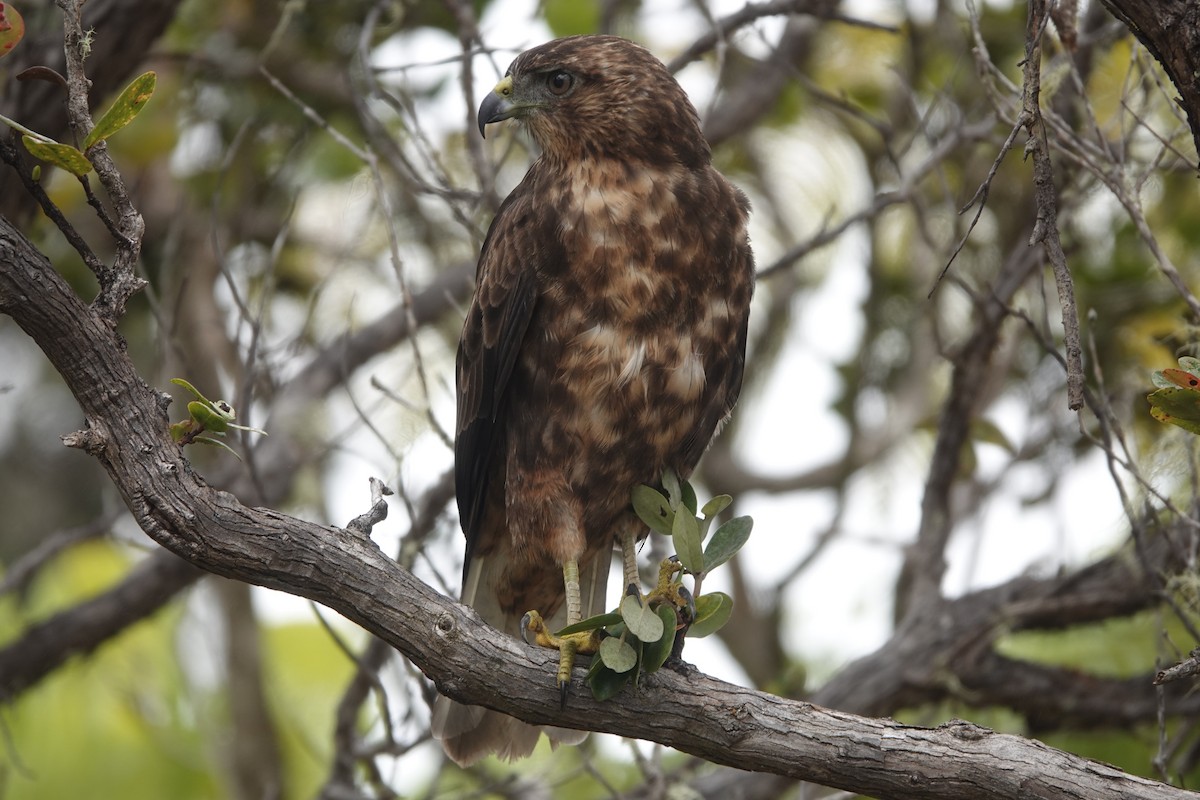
[678,300,751,471]
[455,184,557,575]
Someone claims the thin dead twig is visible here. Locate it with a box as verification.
[1020,0,1085,411]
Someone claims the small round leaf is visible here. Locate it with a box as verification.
[588,661,632,700]
[688,592,734,638]
[620,595,664,642]
[632,485,673,535]
[700,494,733,519]
[599,636,638,673]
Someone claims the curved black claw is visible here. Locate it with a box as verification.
[677,585,696,624]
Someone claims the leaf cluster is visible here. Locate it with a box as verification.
[168,378,267,460]
[1148,356,1200,435]
[561,470,753,700]
[0,70,156,178]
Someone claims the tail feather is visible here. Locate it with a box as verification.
[432,546,611,766]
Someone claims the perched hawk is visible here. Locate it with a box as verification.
[432,34,754,765]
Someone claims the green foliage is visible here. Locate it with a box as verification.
[169,378,267,459]
[2,542,220,800]
[996,610,1167,679]
[703,516,751,573]
[21,134,93,176]
[575,471,752,700]
[620,594,664,642]
[2,540,360,798]
[688,591,734,638]
[671,503,704,573]
[83,71,157,151]
[0,71,156,177]
[542,0,599,37]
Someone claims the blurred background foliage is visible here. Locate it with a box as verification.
[3,0,1200,797]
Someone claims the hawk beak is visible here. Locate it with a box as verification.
[478,76,518,138]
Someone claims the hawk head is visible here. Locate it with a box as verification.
[478,35,710,168]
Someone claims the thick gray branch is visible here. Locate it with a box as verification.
[1,215,1195,800]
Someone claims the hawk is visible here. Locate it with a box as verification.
[432,34,754,765]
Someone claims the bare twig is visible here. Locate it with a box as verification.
[55,0,146,321]
[1019,0,1085,411]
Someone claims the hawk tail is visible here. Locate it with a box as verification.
[432,548,610,766]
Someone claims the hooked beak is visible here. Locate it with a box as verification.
[477,75,519,138]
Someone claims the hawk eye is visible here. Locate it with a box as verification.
[546,70,575,96]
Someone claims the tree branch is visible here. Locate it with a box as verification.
[2,213,1195,799]
[0,548,202,700]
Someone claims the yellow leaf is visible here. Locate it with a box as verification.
[83,71,156,150]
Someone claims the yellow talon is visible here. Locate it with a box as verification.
[522,608,601,707]
[645,556,686,607]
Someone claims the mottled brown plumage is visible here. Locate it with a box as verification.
[432,34,754,765]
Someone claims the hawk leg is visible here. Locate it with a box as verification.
[620,527,691,614]
[620,526,640,596]
[522,559,601,707]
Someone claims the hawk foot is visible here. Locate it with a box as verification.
[521,610,602,707]
[627,558,695,631]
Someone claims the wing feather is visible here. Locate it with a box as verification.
[455,182,559,575]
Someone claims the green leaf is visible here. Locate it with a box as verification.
[672,508,704,574]
[599,636,637,673]
[587,660,631,701]
[632,484,673,535]
[701,494,733,519]
[556,611,622,637]
[620,595,664,643]
[0,2,26,59]
[642,605,677,673]
[688,592,734,638]
[188,400,230,433]
[662,468,682,509]
[21,135,91,176]
[704,516,753,572]
[83,71,156,150]
[170,377,210,403]
[681,478,698,515]
[226,421,268,437]
[1148,387,1200,436]
[194,436,243,461]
